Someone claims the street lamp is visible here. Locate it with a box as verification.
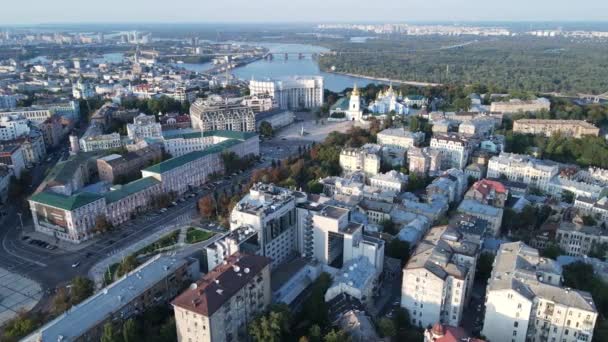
[16,212,24,230]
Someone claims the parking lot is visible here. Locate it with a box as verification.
[22,237,58,251]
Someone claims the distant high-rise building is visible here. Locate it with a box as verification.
[249,76,324,110]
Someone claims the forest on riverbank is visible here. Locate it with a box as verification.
[317,36,608,95]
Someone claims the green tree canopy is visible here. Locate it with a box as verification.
[71,276,94,304]
[259,121,274,137]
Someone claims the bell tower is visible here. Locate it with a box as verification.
[350,83,360,112]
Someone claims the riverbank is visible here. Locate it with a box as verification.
[322,69,442,88]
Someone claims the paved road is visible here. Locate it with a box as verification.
[0,179,224,291]
[0,137,303,316]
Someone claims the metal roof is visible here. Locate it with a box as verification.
[29,191,103,211]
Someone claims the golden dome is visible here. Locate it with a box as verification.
[352,83,360,96]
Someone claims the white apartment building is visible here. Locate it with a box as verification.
[377,128,424,165]
[370,170,408,192]
[339,143,382,177]
[404,95,428,108]
[318,174,397,204]
[430,134,472,170]
[427,176,460,204]
[47,101,80,119]
[458,118,495,137]
[172,253,271,342]
[72,79,95,99]
[408,147,441,175]
[401,225,479,328]
[203,225,257,272]
[162,130,259,158]
[427,168,467,203]
[377,128,425,165]
[0,115,29,141]
[483,242,597,342]
[357,199,393,224]
[0,94,17,109]
[230,183,297,269]
[556,222,608,257]
[79,132,122,152]
[457,199,503,236]
[487,152,559,192]
[249,76,324,110]
[513,119,599,138]
[190,97,256,132]
[307,205,384,271]
[578,167,608,186]
[126,113,162,140]
[547,176,604,200]
[0,108,52,124]
[11,132,46,166]
[241,94,276,113]
[377,128,425,151]
[0,143,26,178]
[490,97,551,114]
[574,196,608,223]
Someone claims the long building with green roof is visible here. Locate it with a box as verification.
[104,177,162,225]
[162,129,259,158]
[29,191,107,243]
[143,136,258,194]
[29,131,259,244]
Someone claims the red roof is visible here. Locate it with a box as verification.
[473,179,507,196]
[427,324,485,342]
[171,252,270,317]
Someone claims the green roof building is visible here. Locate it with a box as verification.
[29,191,103,211]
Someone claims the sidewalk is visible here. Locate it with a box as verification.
[20,224,96,253]
[0,267,43,326]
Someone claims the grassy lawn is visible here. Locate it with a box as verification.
[135,230,180,257]
[103,230,182,286]
[186,227,215,244]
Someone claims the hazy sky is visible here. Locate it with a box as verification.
[3,0,608,24]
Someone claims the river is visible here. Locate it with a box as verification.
[30,43,387,93]
[27,52,126,65]
[176,42,389,92]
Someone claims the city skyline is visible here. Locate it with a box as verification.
[1,0,608,25]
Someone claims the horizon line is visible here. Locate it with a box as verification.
[2,19,608,27]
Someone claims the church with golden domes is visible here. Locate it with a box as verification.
[367,83,409,115]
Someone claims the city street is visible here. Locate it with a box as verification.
[0,139,301,293]
[0,126,308,326]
